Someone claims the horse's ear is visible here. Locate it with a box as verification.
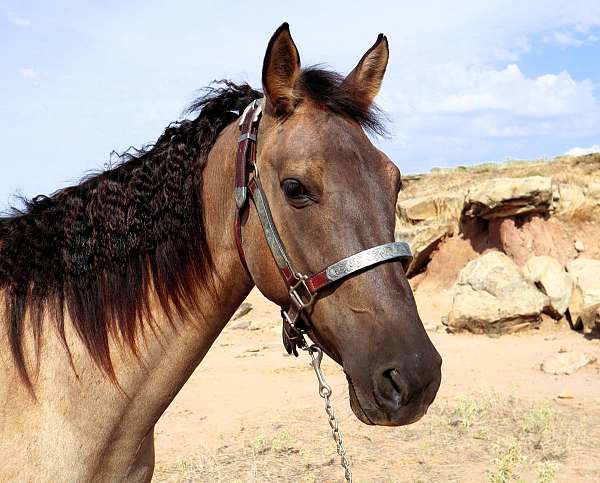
[262,22,301,116]
[342,34,389,106]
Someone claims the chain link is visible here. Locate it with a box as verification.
[306,345,352,483]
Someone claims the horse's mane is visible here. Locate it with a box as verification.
[0,68,384,387]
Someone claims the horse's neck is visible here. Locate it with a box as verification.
[106,121,253,466]
[0,121,253,481]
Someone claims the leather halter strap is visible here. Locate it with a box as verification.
[234,99,413,355]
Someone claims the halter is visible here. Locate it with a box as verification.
[234,99,413,355]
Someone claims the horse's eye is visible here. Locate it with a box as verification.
[281,179,309,201]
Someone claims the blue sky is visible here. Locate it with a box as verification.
[1,1,599,209]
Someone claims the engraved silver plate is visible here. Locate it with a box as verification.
[325,242,412,281]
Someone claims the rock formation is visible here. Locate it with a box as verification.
[397,153,600,334]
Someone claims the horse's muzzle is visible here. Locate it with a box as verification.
[347,354,442,426]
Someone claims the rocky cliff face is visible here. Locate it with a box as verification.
[396,153,600,334]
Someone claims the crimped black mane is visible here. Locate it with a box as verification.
[0,68,383,387]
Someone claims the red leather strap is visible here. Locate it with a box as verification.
[234,103,261,268]
[306,270,332,294]
[234,213,248,272]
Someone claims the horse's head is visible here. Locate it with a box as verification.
[242,24,441,426]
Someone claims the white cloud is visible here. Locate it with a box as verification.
[431,64,595,118]
[7,13,31,27]
[542,29,599,47]
[19,67,36,79]
[364,2,600,167]
[2,0,600,183]
[544,31,584,47]
[565,145,600,156]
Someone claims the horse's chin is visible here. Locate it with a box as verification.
[347,379,428,427]
[347,379,375,425]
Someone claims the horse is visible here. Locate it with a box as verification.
[0,23,442,481]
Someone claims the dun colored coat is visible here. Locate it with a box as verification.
[0,24,441,481]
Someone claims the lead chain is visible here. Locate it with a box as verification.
[306,345,352,483]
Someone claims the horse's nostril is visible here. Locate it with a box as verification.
[381,368,410,407]
[387,369,401,391]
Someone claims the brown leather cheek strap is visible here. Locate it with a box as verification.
[234,99,413,356]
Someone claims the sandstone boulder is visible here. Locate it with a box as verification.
[541,351,596,375]
[463,176,553,220]
[565,258,600,332]
[566,258,600,308]
[396,193,464,275]
[448,251,546,333]
[395,223,455,276]
[397,193,464,224]
[232,302,253,320]
[231,319,253,330]
[580,304,600,333]
[522,256,572,319]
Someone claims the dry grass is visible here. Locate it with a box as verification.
[399,153,600,202]
[153,389,600,482]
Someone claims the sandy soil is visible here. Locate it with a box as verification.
[153,289,600,482]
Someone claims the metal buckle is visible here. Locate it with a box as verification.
[282,309,295,327]
[283,312,308,339]
[281,309,308,356]
[289,275,316,312]
[238,132,257,143]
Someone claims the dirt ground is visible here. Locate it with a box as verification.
[153,288,600,483]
